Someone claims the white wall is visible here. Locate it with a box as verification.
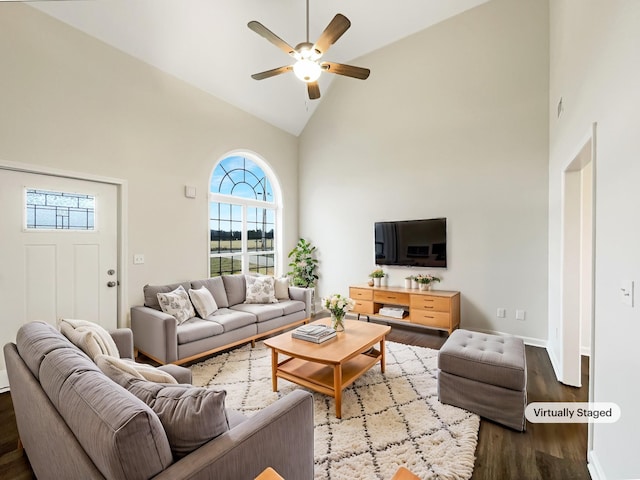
[0,5,300,322]
[299,0,549,342]
[549,1,640,478]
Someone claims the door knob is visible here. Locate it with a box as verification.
[107,281,117,288]
[107,269,116,276]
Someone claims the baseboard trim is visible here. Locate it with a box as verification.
[587,449,605,480]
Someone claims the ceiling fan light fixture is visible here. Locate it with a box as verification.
[293,59,321,82]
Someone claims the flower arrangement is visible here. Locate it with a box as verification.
[415,274,441,285]
[322,293,355,331]
[369,268,385,278]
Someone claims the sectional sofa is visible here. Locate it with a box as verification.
[4,321,315,480]
[131,274,313,365]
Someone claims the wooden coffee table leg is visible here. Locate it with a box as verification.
[380,337,386,374]
[334,364,343,418]
[270,349,278,392]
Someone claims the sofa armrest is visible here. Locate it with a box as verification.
[288,286,313,318]
[109,328,135,359]
[152,390,314,480]
[130,306,178,364]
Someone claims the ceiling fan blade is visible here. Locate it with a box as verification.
[321,61,370,80]
[251,65,293,80]
[307,81,321,100]
[313,14,351,55]
[248,21,297,58]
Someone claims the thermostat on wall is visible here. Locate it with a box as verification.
[184,186,196,198]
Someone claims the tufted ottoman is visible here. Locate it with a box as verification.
[437,329,527,431]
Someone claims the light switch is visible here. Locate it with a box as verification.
[497,308,506,318]
[620,280,634,307]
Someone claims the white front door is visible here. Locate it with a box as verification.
[0,169,119,388]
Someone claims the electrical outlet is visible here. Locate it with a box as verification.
[497,308,506,318]
[134,254,145,265]
[516,310,526,321]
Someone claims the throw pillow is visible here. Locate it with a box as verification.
[188,286,218,318]
[274,277,290,300]
[156,285,195,324]
[59,318,120,361]
[101,365,229,458]
[245,275,278,304]
[95,354,178,384]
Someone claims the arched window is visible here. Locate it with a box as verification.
[209,153,280,277]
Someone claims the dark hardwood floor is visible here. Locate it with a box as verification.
[0,321,590,480]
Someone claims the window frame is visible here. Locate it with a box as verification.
[208,153,282,277]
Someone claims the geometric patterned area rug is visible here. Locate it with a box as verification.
[191,341,479,480]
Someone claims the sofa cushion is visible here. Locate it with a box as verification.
[245,275,279,304]
[103,368,229,459]
[191,277,229,308]
[144,281,192,311]
[59,318,120,361]
[176,317,225,344]
[230,303,285,322]
[222,274,247,306]
[278,299,306,316]
[189,286,218,318]
[16,321,77,379]
[208,308,256,332]
[275,277,290,300]
[157,285,196,324]
[39,348,173,478]
[95,354,178,384]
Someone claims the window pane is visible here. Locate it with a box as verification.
[210,255,243,277]
[210,202,242,254]
[248,254,274,276]
[247,207,275,252]
[210,156,273,202]
[26,189,95,230]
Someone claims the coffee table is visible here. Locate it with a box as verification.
[263,318,391,418]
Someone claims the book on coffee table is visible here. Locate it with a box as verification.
[292,324,337,343]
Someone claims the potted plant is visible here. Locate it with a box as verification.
[287,239,319,312]
[287,238,318,287]
[369,268,385,287]
[414,274,441,291]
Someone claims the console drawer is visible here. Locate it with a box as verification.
[352,300,375,314]
[373,291,410,305]
[410,295,450,312]
[410,310,450,329]
[350,288,373,301]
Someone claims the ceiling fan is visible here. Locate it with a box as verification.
[248,0,370,100]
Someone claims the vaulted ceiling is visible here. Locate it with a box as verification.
[31,0,489,136]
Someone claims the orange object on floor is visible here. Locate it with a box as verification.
[391,466,421,480]
[255,467,284,480]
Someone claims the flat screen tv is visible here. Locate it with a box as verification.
[374,218,447,268]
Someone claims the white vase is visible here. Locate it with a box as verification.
[419,283,431,291]
[404,279,412,289]
[411,279,419,289]
[373,277,381,287]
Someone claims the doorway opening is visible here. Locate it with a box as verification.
[560,124,596,388]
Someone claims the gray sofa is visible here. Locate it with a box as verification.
[131,274,312,365]
[4,321,315,480]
